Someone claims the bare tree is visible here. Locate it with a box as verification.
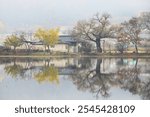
[139,12,150,32]
[115,42,128,54]
[120,17,142,53]
[78,41,94,53]
[72,13,116,53]
[19,33,32,53]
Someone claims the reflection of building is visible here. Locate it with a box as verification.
[1,57,150,99]
[12,58,77,68]
[2,58,78,76]
[1,57,150,78]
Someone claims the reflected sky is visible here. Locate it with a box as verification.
[0,57,150,100]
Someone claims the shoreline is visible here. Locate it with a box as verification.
[0,54,150,58]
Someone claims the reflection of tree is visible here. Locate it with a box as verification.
[0,76,4,82]
[3,58,60,85]
[141,79,150,100]
[71,59,115,99]
[117,67,141,94]
[4,58,39,79]
[116,58,150,100]
[117,67,150,100]
[4,61,24,78]
[4,58,59,85]
[70,58,150,100]
[2,57,150,100]
[34,66,59,84]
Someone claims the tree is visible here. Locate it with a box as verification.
[120,17,142,53]
[72,13,116,53]
[34,28,59,53]
[4,35,22,53]
[115,42,128,54]
[19,32,32,53]
[78,41,94,53]
[139,12,150,32]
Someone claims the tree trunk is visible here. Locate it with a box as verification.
[25,43,30,54]
[96,39,102,53]
[14,46,16,54]
[44,45,46,54]
[96,59,102,74]
[135,58,138,69]
[120,46,124,54]
[48,45,51,54]
[48,46,50,53]
[135,44,138,54]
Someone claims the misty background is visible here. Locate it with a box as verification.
[0,0,150,33]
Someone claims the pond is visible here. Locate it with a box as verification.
[0,57,150,100]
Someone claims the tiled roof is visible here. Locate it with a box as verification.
[30,36,77,46]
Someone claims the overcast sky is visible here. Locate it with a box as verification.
[0,0,150,33]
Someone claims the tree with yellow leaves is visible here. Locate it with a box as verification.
[4,35,22,54]
[34,28,59,53]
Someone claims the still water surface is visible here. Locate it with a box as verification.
[0,57,150,100]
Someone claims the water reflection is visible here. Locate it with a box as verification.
[4,59,24,78]
[70,59,115,98]
[0,57,150,100]
[35,66,59,84]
